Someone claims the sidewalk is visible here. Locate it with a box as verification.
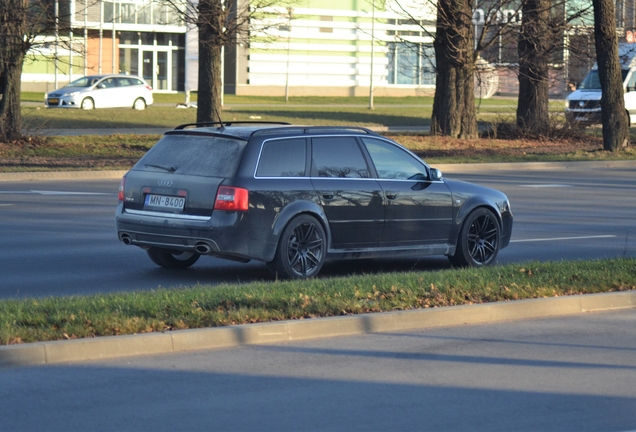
[1,290,634,368]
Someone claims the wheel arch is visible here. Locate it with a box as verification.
[264,200,332,262]
[452,197,503,244]
[81,96,95,109]
[133,97,147,109]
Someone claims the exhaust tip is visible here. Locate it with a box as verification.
[120,234,132,245]
[194,243,212,254]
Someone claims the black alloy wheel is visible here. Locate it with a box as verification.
[449,208,500,267]
[270,215,327,279]
[147,248,200,269]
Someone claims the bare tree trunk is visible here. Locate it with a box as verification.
[431,0,477,139]
[516,0,550,135]
[0,0,28,142]
[592,0,629,151]
[196,0,224,124]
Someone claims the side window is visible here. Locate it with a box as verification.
[311,137,369,178]
[256,138,306,177]
[362,138,428,180]
[117,78,132,87]
[100,78,117,88]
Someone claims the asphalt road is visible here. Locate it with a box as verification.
[1,308,634,431]
[1,162,635,298]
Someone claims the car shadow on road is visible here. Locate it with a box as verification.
[146,256,455,289]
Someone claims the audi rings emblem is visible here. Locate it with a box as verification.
[158,180,173,187]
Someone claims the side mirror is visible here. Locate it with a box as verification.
[430,168,442,181]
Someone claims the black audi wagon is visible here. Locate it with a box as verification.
[115,122,513,279]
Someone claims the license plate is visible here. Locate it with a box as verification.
[575,116,589,121]
[144,194,185,211]
[48,98,59,104]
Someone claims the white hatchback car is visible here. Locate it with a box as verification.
[45,74,153,110]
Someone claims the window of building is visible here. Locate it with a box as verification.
[387,42,435,86]
[320,16,333,33]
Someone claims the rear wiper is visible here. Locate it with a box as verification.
[145,163,176,173]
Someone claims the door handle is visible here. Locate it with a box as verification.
[321,192,335,200]
[385,192,398,200]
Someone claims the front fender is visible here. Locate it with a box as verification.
[451,195,505,245]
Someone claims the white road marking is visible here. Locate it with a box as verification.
[0,190,111,196]
[518,184,572,188]
[31,190,112,196]
[511,235,616,243]
[0,204,14,206]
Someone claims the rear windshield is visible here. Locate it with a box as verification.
[133,134,246,177]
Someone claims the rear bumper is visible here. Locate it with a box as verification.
[115,205,266,261]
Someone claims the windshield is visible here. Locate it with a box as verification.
[65,76,101,88]
[579,70,629,90]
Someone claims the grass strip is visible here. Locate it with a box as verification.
[1,258,634,345]
[19,96,565,130]
[3,132,635,172]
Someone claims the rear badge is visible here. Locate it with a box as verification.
[158,180,173,187]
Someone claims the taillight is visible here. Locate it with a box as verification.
[214,186,249,211]
[118,176,126,201]
[145,85,152,91]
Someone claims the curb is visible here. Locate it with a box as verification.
[2,160,636,182]
[1,290,634,368]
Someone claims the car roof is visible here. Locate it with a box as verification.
[81,74,144,80]
[165,123,380,141]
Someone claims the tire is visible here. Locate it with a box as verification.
[81,97,95,110]
[268,215,327,279]
[133,98,147,110]
[449,208,500,267]
[147,248,200,269]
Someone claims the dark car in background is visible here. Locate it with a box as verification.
[115,123,513,279]
[45,74,153,110]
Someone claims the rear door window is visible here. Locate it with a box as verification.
[311,137,369,178]
[256,138,307,177]
[134,134,246,177]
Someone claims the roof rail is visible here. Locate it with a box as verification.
[250,125,379,137]
[173,121,291,130]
